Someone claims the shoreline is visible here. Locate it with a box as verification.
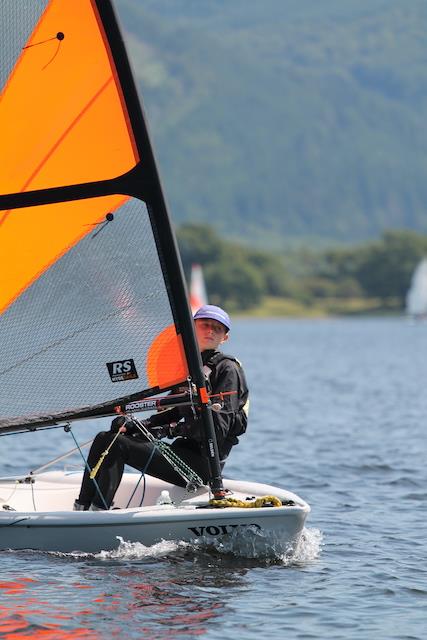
[233,296,403,319]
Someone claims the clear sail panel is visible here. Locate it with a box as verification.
[0,196,188,429]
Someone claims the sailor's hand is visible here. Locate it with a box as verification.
[149,423,174,439]
[110,415,135,434]
[168,420,191,437]
[149,421,185,439]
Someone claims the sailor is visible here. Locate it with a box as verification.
[74,305,249,510]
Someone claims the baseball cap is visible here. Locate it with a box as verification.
[193,304,231,332]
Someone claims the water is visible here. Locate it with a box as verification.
[1,317,427,639]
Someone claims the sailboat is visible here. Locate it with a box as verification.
[190,263,208,312]
[406,258,427,319]
[0,0,309,554]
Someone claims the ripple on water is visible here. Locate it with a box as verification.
[2,318,427,640]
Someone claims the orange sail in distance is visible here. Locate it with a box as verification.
[190,263,208,313]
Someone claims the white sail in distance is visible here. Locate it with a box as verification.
[190,263,208,313]
[406,258,427,317]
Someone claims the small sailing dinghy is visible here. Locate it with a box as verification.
[0,0,309,554]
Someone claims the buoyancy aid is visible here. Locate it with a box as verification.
[202,351,249,439]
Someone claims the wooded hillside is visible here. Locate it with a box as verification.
[117,0,427,249]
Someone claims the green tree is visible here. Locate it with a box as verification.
[206,258,265,310]
[355,230,427,303]
[176,222,289,309]
[177,223,221,276]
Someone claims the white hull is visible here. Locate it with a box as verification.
[0,471,310,554]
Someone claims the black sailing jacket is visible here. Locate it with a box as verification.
[148,349,249,461]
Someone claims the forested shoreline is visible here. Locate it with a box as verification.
[177,224,427,315]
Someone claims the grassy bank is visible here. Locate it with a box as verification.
[239,296,401,318]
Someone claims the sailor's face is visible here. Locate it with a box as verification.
[195,319,229,351]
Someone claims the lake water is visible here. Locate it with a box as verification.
[1,317,426,639]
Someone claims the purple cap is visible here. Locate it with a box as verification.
[193,304,231,331]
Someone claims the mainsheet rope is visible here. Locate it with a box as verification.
[130,417,204,490]
[88,416,204,494]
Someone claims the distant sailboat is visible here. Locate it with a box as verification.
[406,259,427,318]
[190,263,208,312]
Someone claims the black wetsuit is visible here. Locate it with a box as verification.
[77,349,249,509]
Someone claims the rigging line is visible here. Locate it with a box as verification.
[156,441,203,488]
[0,482,19,506]
[30,480,36,512]
[127,390,236,406]
[187,377,197,420]
[89,430,121,479]
[23,32,65,49]
[30,439,94,476]
[68,428,108,510]
[91,212,114,239]
[41,40,62,71]
[89,420,157,485]
[125,471,144,509]
[125,446,156,508]
[131,417,203,488]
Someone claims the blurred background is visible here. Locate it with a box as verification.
[116,0,427,317]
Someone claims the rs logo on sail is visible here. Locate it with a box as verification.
[188,523,261,537]
[106,359,139,382]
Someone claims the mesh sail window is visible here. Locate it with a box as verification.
[0,0,194,431]
[0,197,187,429]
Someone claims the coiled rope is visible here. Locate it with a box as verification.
[209,495,283,508]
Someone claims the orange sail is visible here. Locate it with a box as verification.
[0,0,138,197]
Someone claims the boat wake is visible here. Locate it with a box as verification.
[290,527,323,564]
[97,537,188,560]
[3,528,322,565]
[94,526,323,565]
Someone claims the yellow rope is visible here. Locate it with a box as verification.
[208,495,283,508]
[89,430,121,480]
